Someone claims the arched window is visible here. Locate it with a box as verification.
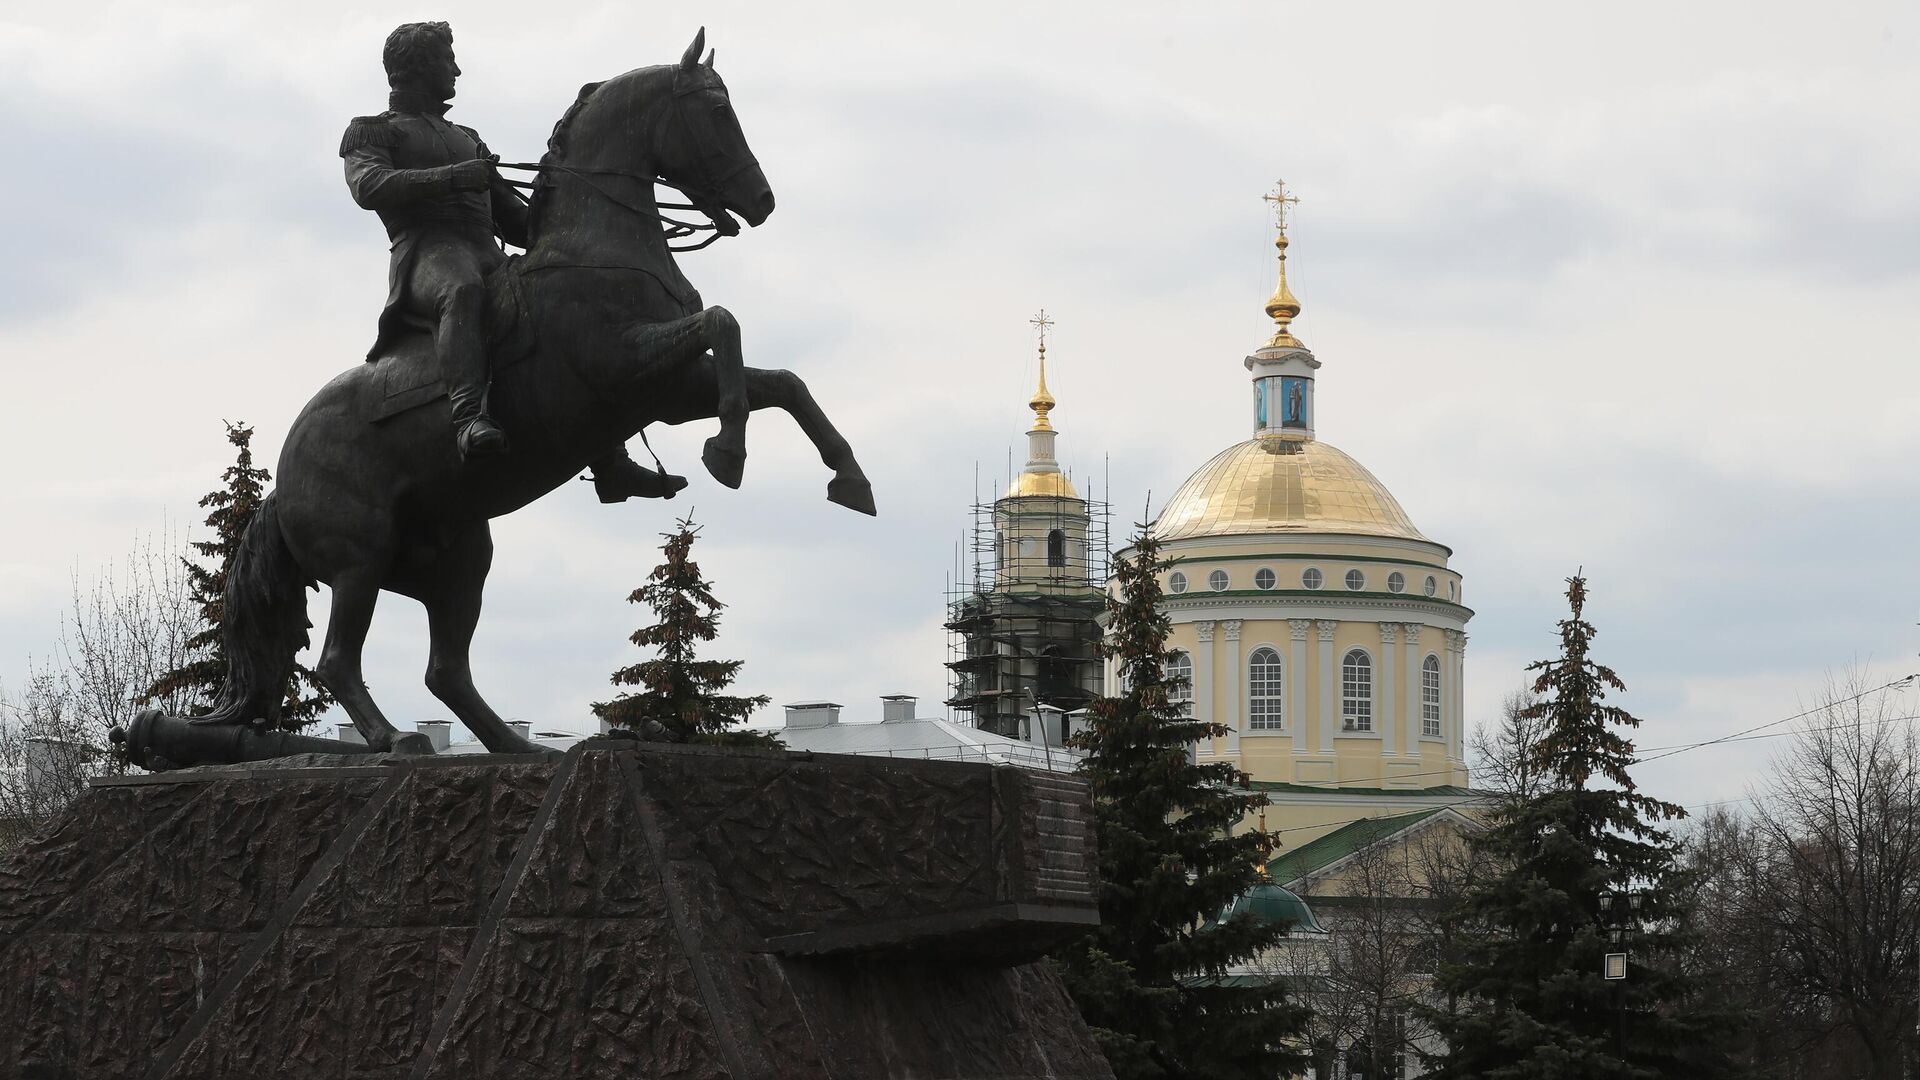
[1341,649,1372,731]
[1248,647,1284,730]
[1422,654,1442,737]
[1165,650,1193,710]
[1047,529,1066,567]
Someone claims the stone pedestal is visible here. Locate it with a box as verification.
[0,742,1112,1079]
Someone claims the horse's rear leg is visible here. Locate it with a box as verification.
[420,528,547,755]
[318,572,430,754]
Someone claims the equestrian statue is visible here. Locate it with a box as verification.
[115,23,874,768]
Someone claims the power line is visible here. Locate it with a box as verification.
[1632,674,1915,764]
[1245,674,1920,793]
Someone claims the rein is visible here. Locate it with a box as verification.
[492,162,731,252]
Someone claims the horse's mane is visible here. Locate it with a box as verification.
[526,80,604,244]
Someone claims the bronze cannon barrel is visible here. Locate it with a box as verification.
[112,708,382,771]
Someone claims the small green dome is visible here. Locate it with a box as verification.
[1220,880,1325,934]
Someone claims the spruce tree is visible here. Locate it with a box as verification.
[1054,522,1308,1080]
[1425,574,1731,1079]
[592,517,776,746]
[138,422,331,727]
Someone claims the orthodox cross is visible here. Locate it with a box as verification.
[1263,180,1300,233]
[1029,308,1054,355]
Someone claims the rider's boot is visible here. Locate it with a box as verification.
[589,446,689,503]
[441,285,510,461]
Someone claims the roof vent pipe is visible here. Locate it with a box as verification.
[784,701,842,729]
[415,720,452,753]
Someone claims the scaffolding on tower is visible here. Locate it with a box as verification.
[944,467,1111,741]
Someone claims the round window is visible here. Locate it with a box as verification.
[1168,571,1188,594]
[1345,569,1365,591]
[1254,567,1276,590]
[1387,571,1405,594]
[1208,569,1230,592]
[1424,575,1437,597]
[1302,567,1324,590]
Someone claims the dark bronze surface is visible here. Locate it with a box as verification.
[131,27,874,764]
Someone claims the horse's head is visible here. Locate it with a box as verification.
[651,29,774,233]
[530,31,773,249]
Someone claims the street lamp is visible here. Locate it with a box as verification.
[1598,889,1645,1060]
[1598,890,1642,978]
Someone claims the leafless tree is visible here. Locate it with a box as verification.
[1268,821,1491,1079]
[0,529,201,848]
[1467,685,1553,806]
[57,528,204,730]
[0,670,99,849]
[1693,677,1920,1080]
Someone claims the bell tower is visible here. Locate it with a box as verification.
[946,312,1109,740]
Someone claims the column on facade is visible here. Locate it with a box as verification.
[1403,624,1423,755]
[1288,619,1312,755]
[1451,632,1468,767]
[1377,622,1399,754]
[1193,621,1216,755]
[1316,620,1338,752]
[1221,620,1243,755]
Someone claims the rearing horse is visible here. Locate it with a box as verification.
[190,30,873,755]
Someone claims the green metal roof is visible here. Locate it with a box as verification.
[1217,880,1326,934]
[1265,807,1446,886]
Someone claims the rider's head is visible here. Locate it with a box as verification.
[384,22,458,101]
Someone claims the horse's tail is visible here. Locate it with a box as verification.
[196,493,313,727]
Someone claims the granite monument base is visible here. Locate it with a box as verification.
[0,742,1112,1079]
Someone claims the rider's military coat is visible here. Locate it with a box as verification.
[340,98,529,359]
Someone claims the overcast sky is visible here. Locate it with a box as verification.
[2,1,1916,810]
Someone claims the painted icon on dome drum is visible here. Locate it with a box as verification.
[1255,378,1269,428]
[1281,377,1310,428]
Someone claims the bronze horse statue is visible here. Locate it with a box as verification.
[132,31,873,762]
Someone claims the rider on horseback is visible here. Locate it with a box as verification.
[342,21,681,501]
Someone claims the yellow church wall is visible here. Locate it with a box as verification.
[1171,600,1467,792]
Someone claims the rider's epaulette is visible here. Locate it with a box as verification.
[339,113,402,157]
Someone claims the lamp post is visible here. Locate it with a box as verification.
[1598,888,1644,1062]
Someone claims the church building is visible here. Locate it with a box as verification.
[1136,187,1480,849]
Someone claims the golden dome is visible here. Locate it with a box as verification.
[1006,469,1080,499]
[1154,438,1428,543]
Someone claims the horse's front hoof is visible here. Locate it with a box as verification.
[387,732,437,756]
[702,437,746,489]
[827,476,876,516]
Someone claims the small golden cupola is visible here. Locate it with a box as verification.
[1247,179,1321,442]
[1007,310,1079,499]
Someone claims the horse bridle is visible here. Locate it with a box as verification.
[493,76,756,253]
